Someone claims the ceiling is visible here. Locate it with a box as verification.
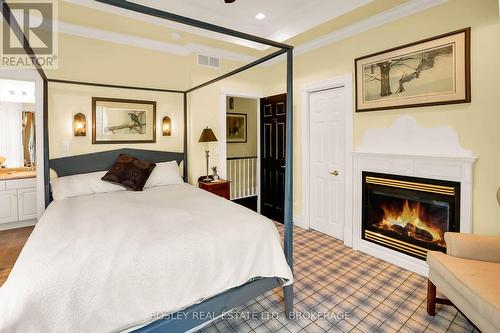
[0,79,35,104]
[65,0,374,50]
[134,0,374,48]
[55,0,446,65]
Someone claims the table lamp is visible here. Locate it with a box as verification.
[198,127,218,182]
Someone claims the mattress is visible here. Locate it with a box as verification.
[0,183,293,332]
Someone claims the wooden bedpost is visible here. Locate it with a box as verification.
[284,47,294,318]
[183,92,188,182]
[427,279,437,316]
[43,78,50,207]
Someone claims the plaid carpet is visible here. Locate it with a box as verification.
[198,224,477,333]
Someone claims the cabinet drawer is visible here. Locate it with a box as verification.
[6,178,36,190]
[0,190,18,224]
[0,180,5,191]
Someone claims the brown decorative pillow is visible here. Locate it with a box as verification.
[102,154,156,191]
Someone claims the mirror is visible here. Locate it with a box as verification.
[0,79,36,169]
[0,104,36,169]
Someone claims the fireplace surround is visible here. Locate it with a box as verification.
[351,116,476,276]
[362,172,460,260]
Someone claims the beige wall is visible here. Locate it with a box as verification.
[44,0,500,235]
[186,67,269,184]
[226,97,258,159]
[46,34,191,90]
[45,35,264,182]
[46,33,189,165]
[48,83,184,159]
[264,0,500,235]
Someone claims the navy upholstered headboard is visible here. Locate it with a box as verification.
[49,148,184,178]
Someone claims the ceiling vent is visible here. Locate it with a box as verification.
[197,54,220,69]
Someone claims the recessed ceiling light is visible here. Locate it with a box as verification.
[255,13,266,20]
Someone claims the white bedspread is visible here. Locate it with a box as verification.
[0,184,292,333]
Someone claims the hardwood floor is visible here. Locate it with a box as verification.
[0,226,34,287]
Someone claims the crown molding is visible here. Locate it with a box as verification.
[56,0,447,68]
[63,0,268,51]
[298,0,448,55]
[59,21,189,56]
[266,0,448,65]
[266,0,373,45]
[64,0,373,51]
[57,21,259,64]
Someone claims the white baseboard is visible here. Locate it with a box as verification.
[293,214,309,230]
[0,219,37,231]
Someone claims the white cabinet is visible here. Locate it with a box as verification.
[0,190,18,223]
[0,178,37,225]
[18,188,37,221]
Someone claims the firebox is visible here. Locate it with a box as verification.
[362,172,460,260]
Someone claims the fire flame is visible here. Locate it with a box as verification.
[379,200,445,247]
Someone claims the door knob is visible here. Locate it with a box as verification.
[330,170,339,176]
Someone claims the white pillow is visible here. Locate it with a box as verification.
[145,161,183,188]
[88,171,125,193]
[51,171,124,201]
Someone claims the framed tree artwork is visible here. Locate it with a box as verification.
[92,97,156,144]
[355,28,470,112]
[226,113,247,143]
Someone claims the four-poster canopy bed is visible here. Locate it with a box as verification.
[1,1,294,332]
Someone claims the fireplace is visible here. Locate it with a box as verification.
[362,172,460,260]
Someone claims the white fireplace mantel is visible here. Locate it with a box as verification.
[350,116,476,276]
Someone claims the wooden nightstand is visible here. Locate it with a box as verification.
[198,179,230,200]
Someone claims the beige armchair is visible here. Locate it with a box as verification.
[427,232,500,333]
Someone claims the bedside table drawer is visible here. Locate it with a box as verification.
[198,180,230,200]
[210,186,229,199]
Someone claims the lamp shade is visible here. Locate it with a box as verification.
[198,127,218,143]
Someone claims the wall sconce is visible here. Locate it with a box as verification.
[162,116,172,136]
[73,112,86,136]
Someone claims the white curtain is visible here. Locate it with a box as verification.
[0,102,23,168]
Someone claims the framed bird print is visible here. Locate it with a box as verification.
[92,97,156,144]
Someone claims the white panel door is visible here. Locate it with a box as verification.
[0,190,18,224]
[309,87,346,239]
[18,188,37,221]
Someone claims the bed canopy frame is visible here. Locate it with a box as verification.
[2,0,294,331]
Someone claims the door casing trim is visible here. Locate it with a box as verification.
[219,89,263,213]
[300,74,354,246]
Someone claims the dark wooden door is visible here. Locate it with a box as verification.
[260,93,286,222]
